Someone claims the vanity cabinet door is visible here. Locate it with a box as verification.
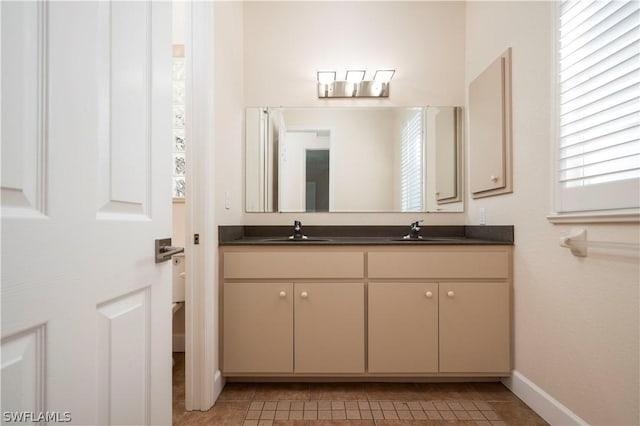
[439,282,510,373]
[223,282,293,373]
[368,282,438,373]
[294,282,365,373]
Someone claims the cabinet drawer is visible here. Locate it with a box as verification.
[224,251,364,279]
[368,249,510,279]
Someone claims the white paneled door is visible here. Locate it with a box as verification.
[1,2,172,425]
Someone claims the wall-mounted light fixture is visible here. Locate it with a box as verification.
[317,69,395,98]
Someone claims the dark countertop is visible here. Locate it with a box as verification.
[219,225,514,246]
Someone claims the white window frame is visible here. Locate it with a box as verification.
[548,0,640,224]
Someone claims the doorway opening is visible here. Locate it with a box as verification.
[171,0,187,418]
[280,129,334,213]
[305,149,330,212]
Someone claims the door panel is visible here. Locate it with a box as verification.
[439,282,510,373]
[294,282,365,374]
[434,107,459,202]
[369,282,438,373]
[0,0,47,217]
[223,282,294,373]
[97,289,151,426]
[469,56,506,194]
[97,1,151,217]
[1,2,172,424]
[0,325,46,418]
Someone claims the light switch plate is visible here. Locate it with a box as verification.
[225,191,231,210]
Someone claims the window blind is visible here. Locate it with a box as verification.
[401,112,423,212]
[557,0,640,213]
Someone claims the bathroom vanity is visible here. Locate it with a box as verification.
[219,226,513,378]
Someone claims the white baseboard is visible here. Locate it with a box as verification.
[172,333,185,352]
[213,370,225,402]
[502,370,587,426]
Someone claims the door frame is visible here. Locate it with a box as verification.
[184,1,222,411]
[281,125,336,212]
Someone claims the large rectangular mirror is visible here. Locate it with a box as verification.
[245,107,463,213]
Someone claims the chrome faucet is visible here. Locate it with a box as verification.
[404,220,424,240]
[291,220,306,240]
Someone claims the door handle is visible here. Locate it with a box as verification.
[155,238,184,263]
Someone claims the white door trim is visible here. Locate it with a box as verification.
[282,125,336,212]
[184,0,222,411]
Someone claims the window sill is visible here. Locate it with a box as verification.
[547,210,640,224]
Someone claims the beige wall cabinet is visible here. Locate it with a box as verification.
[368,282,439,373]
[294,282,365,374]
[468,48,512,198]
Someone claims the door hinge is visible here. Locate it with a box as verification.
[194,234,200,245]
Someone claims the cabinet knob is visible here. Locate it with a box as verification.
[490,175,499,182]
[447,291,455,297]
[279,291,287,298]
[300,291,308,299]
[425,291,433,298]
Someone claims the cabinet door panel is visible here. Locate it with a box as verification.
[439,282,510,373]
[294,282,365,373]
[469,48,512,198]
[369,282,438,373]
[469,56,505,194]
[223,282,293,373]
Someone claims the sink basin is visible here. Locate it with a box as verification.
[390,237,460,242]
[260,237,331,242]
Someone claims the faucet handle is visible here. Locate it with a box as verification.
[291,220,305,240]
[406,220,423,240]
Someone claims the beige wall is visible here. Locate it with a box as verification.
[240,1,467,225]
[464,2,639,425]
[172,201,186,248]
[214,1,245,225]
[172,200,185,349]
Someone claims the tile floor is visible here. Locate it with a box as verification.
[172,353,548,425]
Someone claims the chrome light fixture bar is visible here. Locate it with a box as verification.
[317,69,395,98]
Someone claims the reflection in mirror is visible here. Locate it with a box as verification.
[306,150,330,212]
[245,107,463,213]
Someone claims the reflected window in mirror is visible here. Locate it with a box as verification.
[400,111,423,212]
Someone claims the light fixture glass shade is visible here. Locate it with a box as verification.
[373,69,396,82]
[317,71,336,84]
[317,69,394,98]
[345,70,366,82]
